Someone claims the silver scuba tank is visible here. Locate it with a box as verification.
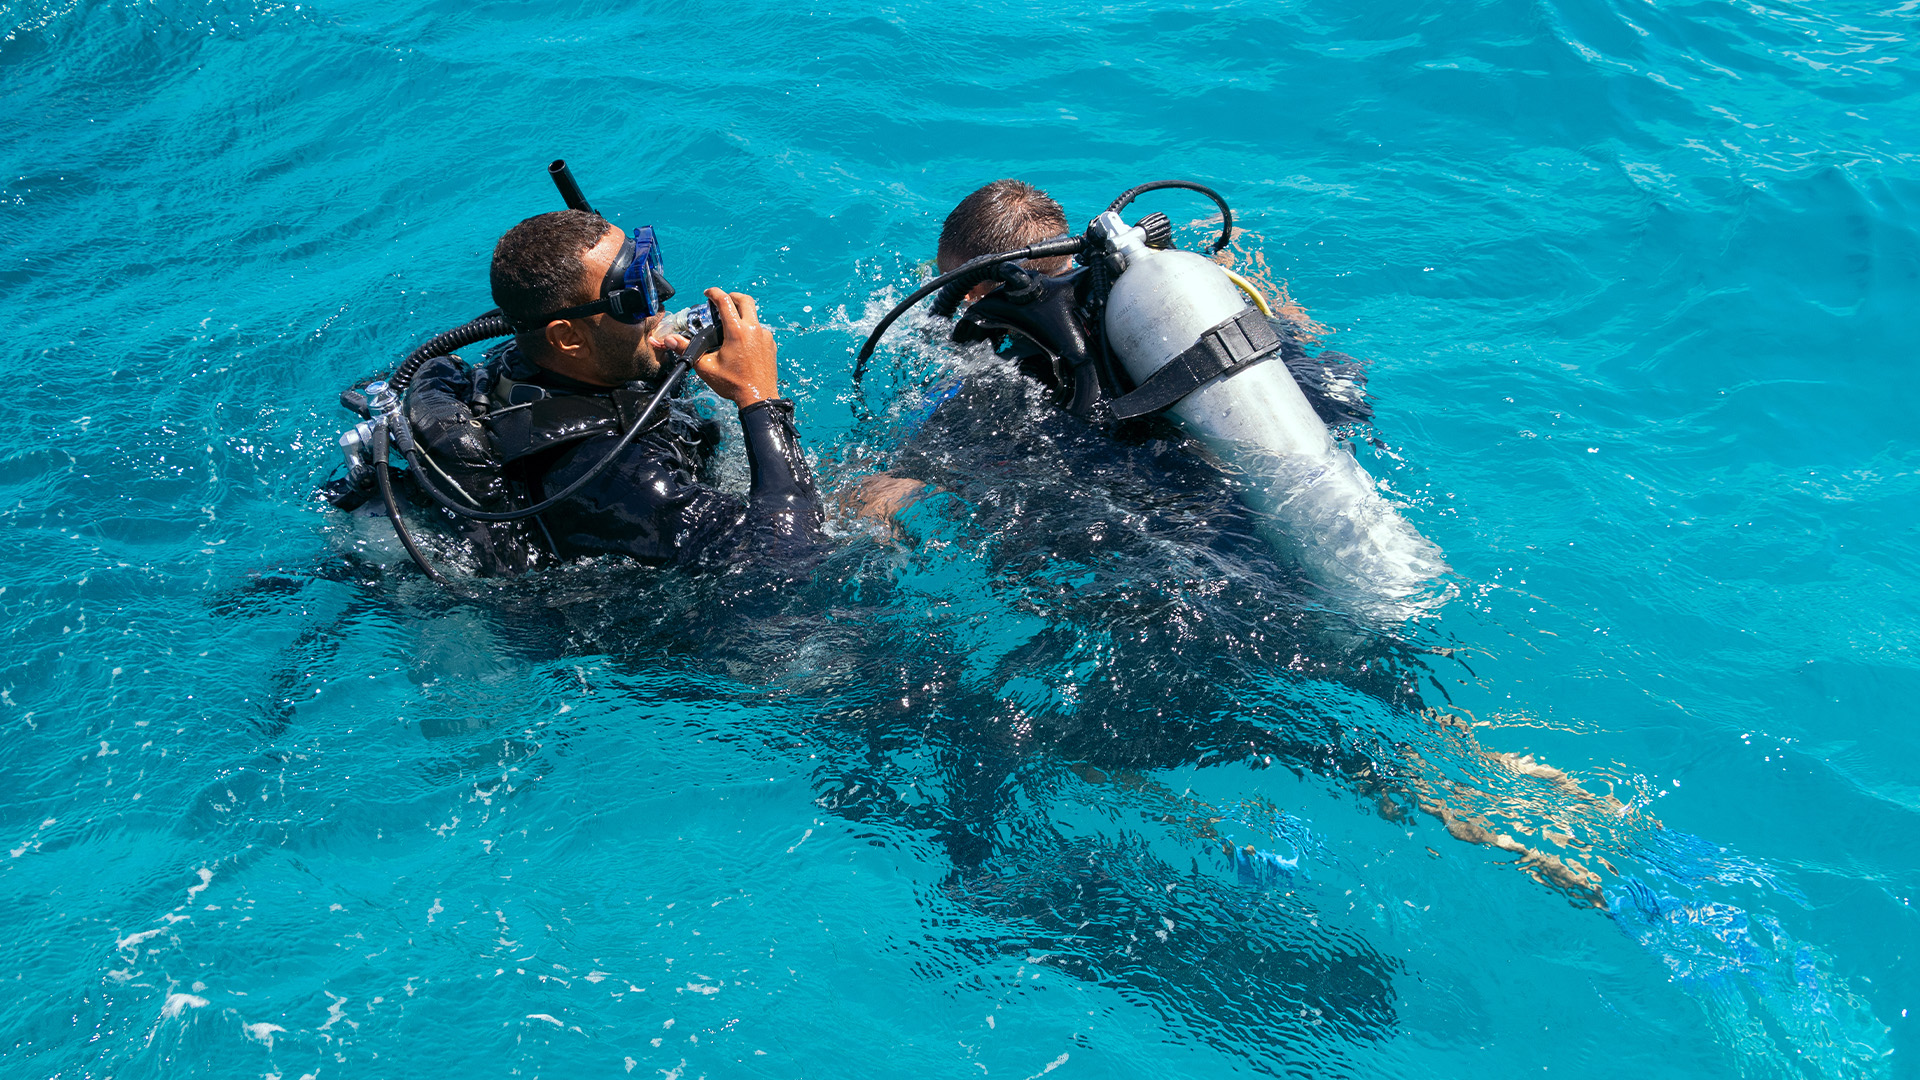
[1094,213,1447,610]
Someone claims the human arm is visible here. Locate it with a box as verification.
[646,287,823,551]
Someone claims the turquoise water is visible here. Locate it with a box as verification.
[3,0,1917,1075]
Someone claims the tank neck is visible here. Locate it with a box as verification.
[1091,210,1151,273]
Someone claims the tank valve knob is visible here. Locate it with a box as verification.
[1136,212,1174,250]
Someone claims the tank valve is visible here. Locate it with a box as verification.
[1137,212,1174,250]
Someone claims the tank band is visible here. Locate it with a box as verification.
[1110,306,1282,419]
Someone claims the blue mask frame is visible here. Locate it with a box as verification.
[524,226,676,331]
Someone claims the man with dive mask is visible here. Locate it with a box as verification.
[936,180,1371,425]
[845,179,1374,525]
[396,209,823,575]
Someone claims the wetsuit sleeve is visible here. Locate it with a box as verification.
[737,398,825,548]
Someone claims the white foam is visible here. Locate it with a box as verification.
[317,992,350,1033]
[1022,1053,1069,1080]
[245,1022,285,1048]
[161,993,208,1018]
[116,927,165,951]
[184,867,214,903]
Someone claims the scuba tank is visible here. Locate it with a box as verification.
[856,181,1446,613]
[1091,211,1446,605]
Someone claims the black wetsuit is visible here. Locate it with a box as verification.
[401,342,823,576]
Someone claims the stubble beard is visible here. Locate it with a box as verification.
[592,325,665,386]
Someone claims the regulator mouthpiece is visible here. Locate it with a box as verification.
[657,300,727,362]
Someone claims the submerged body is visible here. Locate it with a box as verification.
[327,204,827,580]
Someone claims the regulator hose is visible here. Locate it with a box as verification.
[929,250,1051,318]
[852,234,1086,387]
[358,310,515,583]
[368,308,707,584]
[851,181,1237,396]
[1105,180,1234,252]
[387,309,516,396]
[371,421,449,583]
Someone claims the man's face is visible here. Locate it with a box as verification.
[569,225,669,384]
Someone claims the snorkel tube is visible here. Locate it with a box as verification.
[856,180,1447,613]
[548,159,595,215]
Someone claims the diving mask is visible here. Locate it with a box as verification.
[524,226,677,330]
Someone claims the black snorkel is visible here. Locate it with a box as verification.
[353,160,606,407]
[548,159,595,215]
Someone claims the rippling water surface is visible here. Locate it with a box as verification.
[3,0,1916,1076]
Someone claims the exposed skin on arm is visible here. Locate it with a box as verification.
[839,472,933,528]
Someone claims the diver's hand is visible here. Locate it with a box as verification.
[690,287,778,409]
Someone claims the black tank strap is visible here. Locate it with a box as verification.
[1108,306,1282,420]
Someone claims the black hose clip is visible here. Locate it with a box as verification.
[989,262,1044,305]
[930,259,1046,316]
[1104,180,1234,252]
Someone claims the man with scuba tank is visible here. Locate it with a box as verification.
[327,163,822,580]
[845,178,1377,527]
[858,176,1446,601]
[934,179,1371,428]
[863,183,1611,902]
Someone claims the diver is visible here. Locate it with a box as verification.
[847,178,1382,535]
[935,178,1373,428]
[850,181,1610,904]
[326,163,823,579]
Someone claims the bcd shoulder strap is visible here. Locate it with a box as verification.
[485,389,624,464]
[1108,306,1282,420]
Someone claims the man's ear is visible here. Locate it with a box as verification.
[544,318,589,357]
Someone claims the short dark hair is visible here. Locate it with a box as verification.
[490,210,611,338]
[937,179,1072,275]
